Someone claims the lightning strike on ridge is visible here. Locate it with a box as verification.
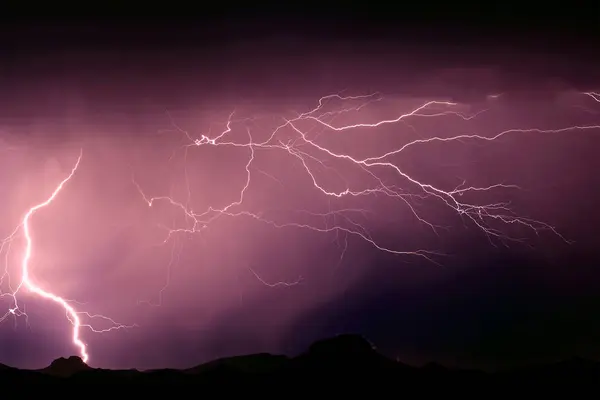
[0,151,132,364]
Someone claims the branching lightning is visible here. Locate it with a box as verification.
[0,150,132,364]
[135,91,600,273]
[1,90,598,365]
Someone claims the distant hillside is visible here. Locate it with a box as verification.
[1,334,599,392]
[39,356,93,377]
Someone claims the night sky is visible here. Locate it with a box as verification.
[1,7,600,371]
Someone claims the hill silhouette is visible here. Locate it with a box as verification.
[1,334,599,392]
[39,355,92,377]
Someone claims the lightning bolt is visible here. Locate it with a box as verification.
[583,91,600,102]
[1,89,598,365]
[0,150,132,364]
[133,90,599,302]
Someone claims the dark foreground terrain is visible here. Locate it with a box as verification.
[2,335,599,393]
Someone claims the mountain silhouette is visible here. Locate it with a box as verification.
[295,333,402,373]
[185,353,289,375]
[0,334,598,392]
[308,334,378,356]
[0,363,13,371]
[39,356,92,377]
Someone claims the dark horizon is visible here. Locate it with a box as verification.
[1,10,600,371]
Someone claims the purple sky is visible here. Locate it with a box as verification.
[1,15,600,371]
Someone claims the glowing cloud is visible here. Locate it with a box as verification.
[1,91,599,365]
